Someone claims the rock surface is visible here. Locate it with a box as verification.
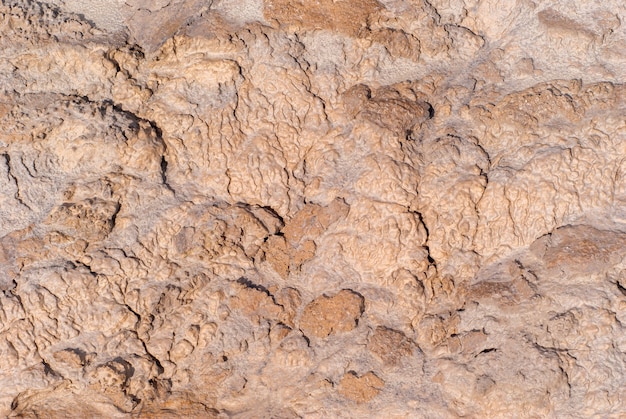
[1,0,626,417]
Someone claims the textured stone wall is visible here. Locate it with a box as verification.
[1,0,626,417]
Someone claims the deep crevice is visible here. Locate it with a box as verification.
[160,155,175,193]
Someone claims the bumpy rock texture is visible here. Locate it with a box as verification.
[1,0,626,417]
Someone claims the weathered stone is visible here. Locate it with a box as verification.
[337,371,385,403]
[368,327,414,366]
[2,0,626,416]
[299,290,365,338]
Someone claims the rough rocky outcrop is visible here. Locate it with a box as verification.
[1,0,626,417]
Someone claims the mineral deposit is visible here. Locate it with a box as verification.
[1,0,626,417]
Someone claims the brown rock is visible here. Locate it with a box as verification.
[230,280,284,325]
[368,327,414,366]
[299,290,364,338]
[53,348,90,369]
[344,84,432,133]
[337,371,384,403]
[282,198,349,245]
[135,395,221,418]
[275,287,302,328]
[264,0,382,35]
[45,198,120,241]
[262,199,348,277]
[291,239,316,268]
[261,234,290,278]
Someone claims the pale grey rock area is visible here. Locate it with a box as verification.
[1,0,626,417]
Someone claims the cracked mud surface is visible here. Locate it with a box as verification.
[2,0,626,417]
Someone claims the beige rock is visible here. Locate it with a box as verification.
[2,0,626,416]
